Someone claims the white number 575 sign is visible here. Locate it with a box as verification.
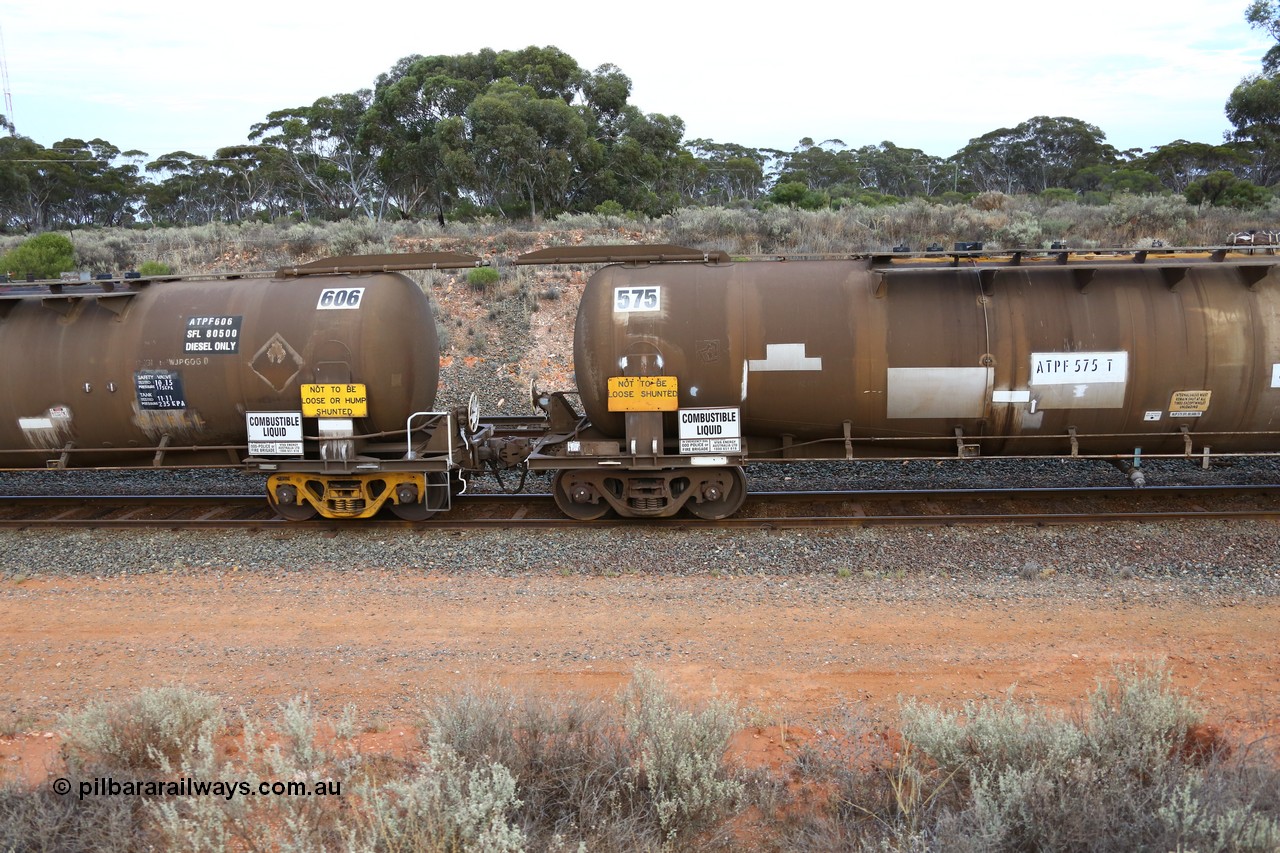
[614,286,660,313]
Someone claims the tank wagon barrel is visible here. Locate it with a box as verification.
[523,246,1280,519]
[0,253,510,520]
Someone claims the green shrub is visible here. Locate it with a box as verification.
[1107,193,1194,234]
[1,233,75,279]
[137,260,172,276]
[1040,187,1077,204]
[467,265,500,290]
[998,211,1043,247]
[326,218,385,256]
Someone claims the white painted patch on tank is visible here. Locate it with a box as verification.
[1273,363,1280,388]
[741,362,749,402]
[689,386,699,397]
[887,368,989,419]
[992,390,1031,404]
[748,343,822,372]
[1073,385,1089,398]
[18,408,76,450]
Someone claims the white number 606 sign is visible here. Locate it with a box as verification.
[317,288,365,310]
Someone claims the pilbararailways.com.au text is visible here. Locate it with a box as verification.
[55,776,343,801]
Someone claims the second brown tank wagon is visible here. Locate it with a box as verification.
[523,246,1280,519]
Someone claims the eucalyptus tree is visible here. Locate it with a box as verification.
[71,140,147,226]
[465,78,591,218]
[772,138,858,190]
[581,106,685,214]
[251,91,384,220]
[1247,0,1280,73]
[144,151,233,224]
[853,142,948,197]
[574,64,686,215]
[1138,141,1250,192]
[363,46,690,220]
[680,139,768,205]
[361,49,527,223]
[209,145,285,222]
[0,136,77,230]
[1226,71,1280,187]
[952,116,1118,194]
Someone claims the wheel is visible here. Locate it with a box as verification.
[389,473,449,521]
[267,484,318,521]
[685,467,747,520]
[552,471,610,520]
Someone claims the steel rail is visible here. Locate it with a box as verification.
[1,485,1278,529]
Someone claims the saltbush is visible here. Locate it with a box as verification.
[898,664,1278,852]
[421,668,743,849]
[61,685,224,772]
[4,672,1278,851]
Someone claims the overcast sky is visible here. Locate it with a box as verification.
[2,0,1273,162]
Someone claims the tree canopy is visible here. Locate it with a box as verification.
[5,20,1280,232]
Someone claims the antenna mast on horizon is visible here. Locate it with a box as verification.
[0,25,12,127]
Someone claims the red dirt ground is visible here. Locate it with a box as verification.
[2,570,1277,785]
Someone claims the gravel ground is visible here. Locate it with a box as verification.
[2,518,1277,602]
[5,456,1278,612]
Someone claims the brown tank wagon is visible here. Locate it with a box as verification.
[525,248,1280,519]
[0,254,502,520]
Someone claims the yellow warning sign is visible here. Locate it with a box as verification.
[1169,389,1211,418]
[301,383,368,418]
[608,376,679,412]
